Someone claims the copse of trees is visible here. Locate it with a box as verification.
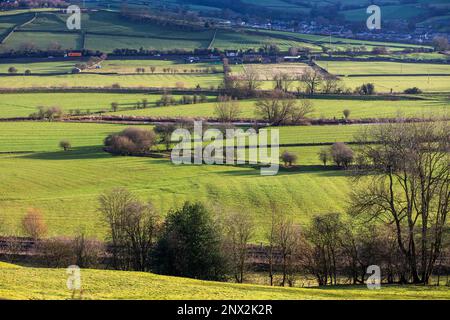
[214,95,242,123]
[331,142,354,168]
[99,188,160,271]
[154,123,177,151]
[29,106,64,121]
[280,151,298,167]
[254,90,314,126]
[154,202,228,281]
[104,128,157,155]
[355,83,375,95]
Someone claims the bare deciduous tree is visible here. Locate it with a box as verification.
[299,69,323,95]
[350,121,450,284]
[255,91,313,126]
[214,96,242,123]
[223,211,254,283]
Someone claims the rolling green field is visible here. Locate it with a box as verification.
[0,73,223,89]
[110,96,449,120]
[341,76,450,93]
[0,93,218,118]
[0,59,223,74]
[0,121,354,239]
[318,61,450,75]
[1,262,448,300]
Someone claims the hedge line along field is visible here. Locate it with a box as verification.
[256,76,450,93]
[0,73,223,89]
[0,121,354,239]
[0,93,218,118]
[317,61,450,76]
[340,76,450,93]
[1,263,449,300]
[0,59,224,74]
[111,96,449,120]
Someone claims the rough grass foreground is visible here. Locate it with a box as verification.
[0,263,448,300]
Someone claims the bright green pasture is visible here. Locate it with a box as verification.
[0,93,186,118]
[112,97,449,120]
[1,263,448,300]
[0,61,79,74]
[84,34,209,52]
[318,61,450,75]
[0,59,223,75]
[341,76,450,93]
[90,59,223,74]
[1,31,82,52]
[0,73,223,89]
[212,30,322,52]
[0,122,351,239]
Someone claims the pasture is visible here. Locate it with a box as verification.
[0,73,223,89]
[1,263,449,300]
[0,121,354,239]
[0,93,194,118]
[318,61,450,76]
[111,96,449,120]
[0,91,445,120]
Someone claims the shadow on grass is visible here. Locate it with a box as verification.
[20,146,110,161]
[217,165,351,177]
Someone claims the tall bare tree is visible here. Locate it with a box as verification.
[223,211,254,283]
[214,96,242,123]
[350,121,449,284]
[299,69,323,95]
[255,91,313,126]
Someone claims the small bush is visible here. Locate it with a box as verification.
[22,208,47,240]
[280,151,298,167]
[404,87,422,94]
[8,66,18,74]
[59,140,71,151]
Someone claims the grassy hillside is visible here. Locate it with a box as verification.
[0,263,448,300]
[0,121,353,239]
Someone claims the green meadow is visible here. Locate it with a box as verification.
[110,97,449,120]
[0,73,223,89]
[317,61,450,75]
[1,262,448,300]
[0,121,353,239]
[0,93,217,118]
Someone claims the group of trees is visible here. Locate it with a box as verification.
[104,128,157,155]
[254,90,314,126]
[98,189,227,279]
[280,142,355,169]
[317,143,355,168]
[221,67,377,98]
[156,93,208,107]
[29,106,64,121]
